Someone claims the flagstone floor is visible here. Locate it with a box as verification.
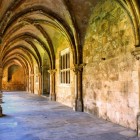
[0,92,139,140]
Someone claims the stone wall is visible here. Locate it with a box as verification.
[83,0,138,130]
[2,65,25,91]
[55,37,75,107]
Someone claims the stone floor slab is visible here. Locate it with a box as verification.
[0,92,139,140]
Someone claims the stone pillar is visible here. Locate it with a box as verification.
[38,72,42,95]
[30,74,34,93]
[41,66,44,95]
[72,64,86,112]
[131,45,140,136]
[48,69,56,101]
[25,75,29,92]
[0,67,3,117]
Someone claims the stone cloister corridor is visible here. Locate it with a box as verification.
[0,92,138,140]
[0,0,140,139]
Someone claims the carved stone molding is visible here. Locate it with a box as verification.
[72,63,86,74]
[48,69,57,75]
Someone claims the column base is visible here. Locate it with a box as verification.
[72,101,76,111]
[49,94,56,101]
[137,112,140,137]
[0,105,2,117]
[73,99,83,112]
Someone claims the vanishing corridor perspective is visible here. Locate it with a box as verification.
[0,0,140,138]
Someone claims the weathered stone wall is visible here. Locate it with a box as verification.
[55,37,75,107]
[2,66,25,91]
[83,0,138,130]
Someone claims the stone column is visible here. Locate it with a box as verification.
[41,66,44,95]
[131,45,140,136]
[30,73,34,93]
[0,67,3,117]
[38,72,42,95]
[25,75,29,92]
[48,69,56,101]
[72,64,86,112]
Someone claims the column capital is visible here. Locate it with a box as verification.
[72,63,86,74]
[48,69,57,75]
[131,45,140,60]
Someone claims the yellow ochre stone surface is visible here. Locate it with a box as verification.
[83,0,137,130]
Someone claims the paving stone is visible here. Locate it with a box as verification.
[0,92,139,140]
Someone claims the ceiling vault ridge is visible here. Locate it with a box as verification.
[2,45,40,68]
[3,51,33,67]
[0,0,139,74]
[1,5,73,36]
[0,0,26,32]
[3,55,30,71]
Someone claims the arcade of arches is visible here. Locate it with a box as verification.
[0,0,140,136]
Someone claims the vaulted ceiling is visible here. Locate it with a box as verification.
[0,0,139,74]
